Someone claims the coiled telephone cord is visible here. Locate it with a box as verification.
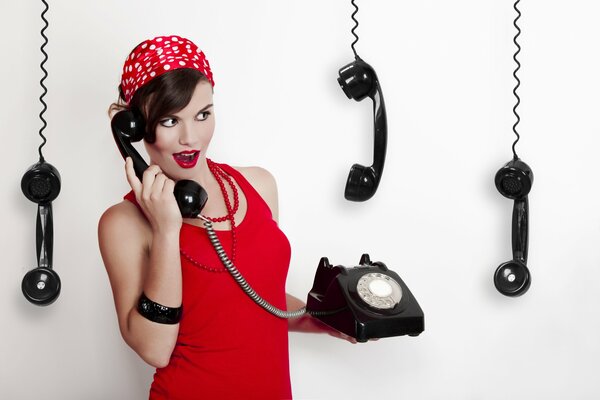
[511,0,522,160]
[200,216,308,319]
[38,0,50,163]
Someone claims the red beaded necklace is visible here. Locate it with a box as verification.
[205,159,239,223]
[179,159,239,272]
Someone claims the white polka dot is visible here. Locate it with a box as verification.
[187,49,192,53]
[150,44,156,50]
[156,37,163,42]
[157,48,163,55]
[179,61,186,66]
[164,64,171,70]
[172,37,179,42]
[150,71,156,77]
[193,63,199,68]
[146,62,151,67]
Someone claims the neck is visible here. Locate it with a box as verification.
[191,156,215,188]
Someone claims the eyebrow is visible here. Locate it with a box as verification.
[198,104,214,112]
[163,104,214,119]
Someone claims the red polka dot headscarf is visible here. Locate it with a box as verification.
[120,35,215,104]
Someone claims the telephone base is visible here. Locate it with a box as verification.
[306,255,424,342]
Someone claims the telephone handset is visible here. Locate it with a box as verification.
[21,161,62,305]
[306,254,424,342]
[338,57,387,202]
[110,109,208,217]
[494,158,533,296]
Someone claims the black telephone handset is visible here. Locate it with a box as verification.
[306,254,424,342]
[494,158,533,296]
[21,161,62,305]
[110,109,208,218]
[338,57,387,202]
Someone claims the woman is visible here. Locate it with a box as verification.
[99,35,348,400]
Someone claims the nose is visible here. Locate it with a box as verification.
[178,122,195,146]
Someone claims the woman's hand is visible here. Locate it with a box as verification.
[125,157,182,234]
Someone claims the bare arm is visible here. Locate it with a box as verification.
[98,159,184,367]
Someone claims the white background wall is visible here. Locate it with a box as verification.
[2,0,600,398]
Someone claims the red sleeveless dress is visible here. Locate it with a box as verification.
[124,163,292,400]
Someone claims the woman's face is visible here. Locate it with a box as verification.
[144,80,215,180]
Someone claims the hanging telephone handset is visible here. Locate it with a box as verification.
[338,57,387,202]
[306,254,424,342]
[494,158,532,296]
[493,0,532,297]
[21,0,62,306]
[21,161,62,305]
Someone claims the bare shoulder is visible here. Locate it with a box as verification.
[98,201,150,262]
[234,166,279,221]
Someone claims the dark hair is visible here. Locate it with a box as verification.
[109,68,209,143]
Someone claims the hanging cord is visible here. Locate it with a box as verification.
[350,0,360,58]
[511,0,522,160]
[38,0,50,163]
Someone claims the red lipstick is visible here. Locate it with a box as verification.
[173,150,200,168]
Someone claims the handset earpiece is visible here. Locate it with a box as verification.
[110,108,149,177]
[494,158,533,296]
[21,161,62,305]
[21,161,61,204]
[110,109,208,218]
[495,158,533,200]
[338,57,387,202]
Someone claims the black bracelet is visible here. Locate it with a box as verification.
[137,293,182,325]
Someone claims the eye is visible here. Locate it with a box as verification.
[196,111,211,121]
[159,117,177,127]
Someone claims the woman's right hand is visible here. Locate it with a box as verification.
[125,157,182,234]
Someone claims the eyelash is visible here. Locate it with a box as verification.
[159,111,211,127]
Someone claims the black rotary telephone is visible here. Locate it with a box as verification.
[337,57,387,202]
[21,161,62,305]
[494,158,532,296]
[307,254,424,342]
